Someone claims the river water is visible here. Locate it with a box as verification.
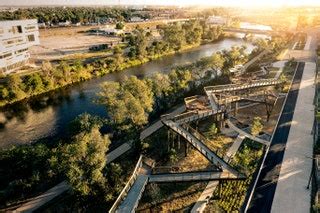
[0,38,254,148]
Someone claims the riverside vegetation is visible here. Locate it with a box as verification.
[0,19,223,107]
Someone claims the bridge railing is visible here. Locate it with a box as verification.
[185,124,225,158]
[204,78,281,93]
[164,121,243,177]
[149,171,245,182]
[152,164,218,174]
[172,109,218,124]
[226,119,270,146]
[109,155,144,213]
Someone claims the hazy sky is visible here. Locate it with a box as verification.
[1,0,320,7]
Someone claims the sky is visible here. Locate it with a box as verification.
[1,0,320,7]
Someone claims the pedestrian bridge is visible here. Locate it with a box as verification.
[149,170,245,183]
[223,27,281,36]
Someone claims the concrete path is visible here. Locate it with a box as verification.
[244,50,269,70]
[247,61,305,213]
[271,61,315,213]
[116,174,149,213]
[140,105,186,140]
[107,142,132,164]
[14,181,70,213]
[248,32,317,213]
[225,134,246,160]
[226,119,270,146]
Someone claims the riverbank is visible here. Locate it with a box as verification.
[0,38,223,109]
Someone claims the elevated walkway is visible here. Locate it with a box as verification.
[162,119,244,178]
[170,108,224,124]
[226,119,270,146]
[149,170,244,183]
[109,156,154,213]
[223,27,280,36]
[116,175,149,213]
[204,78,281,93]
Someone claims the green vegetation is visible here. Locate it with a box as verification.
[278,59,297,92]
[209,139,264,212]
[138,182,207,212]
[98,76,154,131]
[0,7,148,23]
[0,113,125,208]
[251,116,263,136]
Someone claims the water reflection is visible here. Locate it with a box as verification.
[0,38,253,148]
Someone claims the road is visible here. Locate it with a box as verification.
[247,62,305,212]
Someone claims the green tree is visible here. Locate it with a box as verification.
[126,27,150,59]
[6,74,26,100]
[64,127,110,198]
[115,22,124,29]
[209,123,218,137]
[251,117,263,136]
[182,20,203,45]
[168,148,178,163]
[169,69,192,93]
[123,76,154,113]
[24,73,45,94]
[69,113,104,135]
[160,23,185,51]
[210,52,225,71]
[113,46,124,70]
[98,77,154,130]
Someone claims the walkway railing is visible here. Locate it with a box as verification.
[109,155,144,213]
[226,119,270,146]
[185,124,224,158]
[204,78,281,93]
[172,109,223,124]
[149,171,245,183]
[162,120,244,178]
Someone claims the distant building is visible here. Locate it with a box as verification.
[130,16,145,22]
[207,16,229,25]
[58,21,71,27]
[72,22,81,27]
[0,19,40,75]
[90,26,125,36]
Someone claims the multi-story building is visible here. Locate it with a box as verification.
[0,19,39,75]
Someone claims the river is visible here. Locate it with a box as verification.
[0,38,254,148]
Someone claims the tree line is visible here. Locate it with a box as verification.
[0,7,149,24]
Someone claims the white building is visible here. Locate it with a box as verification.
[207,16,229,25]
[130,16,144,22]
[58,20,71,27]
[0,19,40,75]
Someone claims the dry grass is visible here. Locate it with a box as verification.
[236,98,284,135]
[196,118,235,156]
[137,182,207,212]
